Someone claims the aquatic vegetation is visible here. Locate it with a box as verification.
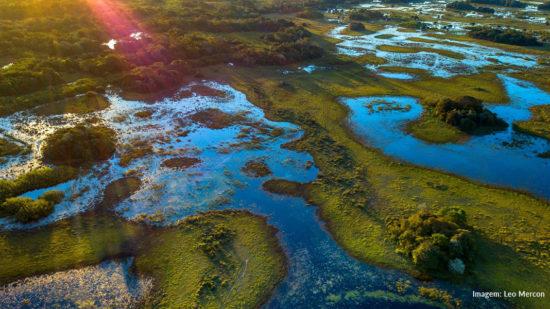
[418,287,462,308]
[242,159,272,177]
[42,125,116,167]
[161,157,202,170]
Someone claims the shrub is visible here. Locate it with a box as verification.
[40,190,65,204]
[348,9,385,21]
[42,125,117,166]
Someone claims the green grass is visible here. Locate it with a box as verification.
[0,210,287,308]
[513,104,550,141]
[136,211,286,308]
[203,58,550,307]
[406,112,468,144]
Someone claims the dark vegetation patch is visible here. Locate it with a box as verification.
[42,125,117,167]
[161,156,202,170]
[189,108,248,129]
[33,91,110,116]
[387,208,475,276]
[242,159,272,178]
[348,9,385,22]
[539,1,550,10]
[470,0,527,7]
[434,96,507,134]
[446,1,495,14]
[468,27,541,46]
[348,22,366,32]
[262,179,307,197]
[0,137,28,158]
[513,104,550,141]
[0,166,77,204]
[0,190,64,223]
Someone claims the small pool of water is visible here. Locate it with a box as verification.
[341,75,550,199]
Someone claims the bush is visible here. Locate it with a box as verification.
[42,125,117,166]
[387,208,475,275]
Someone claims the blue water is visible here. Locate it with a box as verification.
[341,75,550,199]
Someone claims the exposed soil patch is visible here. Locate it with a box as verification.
[242,160,272,178]
[161,156,202,170]
[189,108,247,129]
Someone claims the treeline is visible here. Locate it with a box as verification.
[0,0,330,114]
[469,0,527,8]
[446,1,495,14]
[468,26,542,46]
[539,1,550,10]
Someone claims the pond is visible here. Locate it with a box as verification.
[341,75,550,199]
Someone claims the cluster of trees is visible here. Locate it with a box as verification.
[42,125,117,167]
[387,208,475,275]
[539,1,550,10]
[0,0,331,105]
[468,26,542,46]
[446,1,495,14]
[435,96,507,133]
[470,0,527,8]
[0,190,64,223]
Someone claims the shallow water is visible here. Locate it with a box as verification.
[0,82,503,307]
[0,258,152,308]
[330,25,539,78]
[341,75,550,199]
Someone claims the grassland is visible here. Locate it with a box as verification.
[514,104,550,141]
[204,49,550,305]
[0,210,287,308]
